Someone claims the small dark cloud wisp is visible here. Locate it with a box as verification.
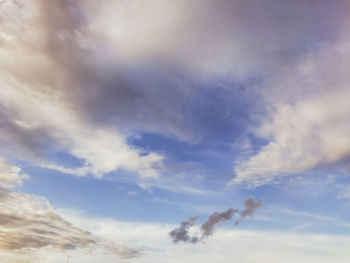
[169,198,263,244]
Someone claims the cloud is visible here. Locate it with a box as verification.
[169,217,199,244]
[0,0,197,144]
[0,0,165,178]
[1,0,349,182]
[169,198,263,244]
[201,208,238,238]
[0,78,163,178]
[0,157,26,190]
[0,192,96,251]
[84,0,348,75]
[232,15,350,186]
[2,0,347,143]
[0,157,140,261]
[52,211,350,263]
[234,198,263,226]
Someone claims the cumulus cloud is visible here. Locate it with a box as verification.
[169,198,263,244]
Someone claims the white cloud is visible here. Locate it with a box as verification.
[0,156,348,263]
[233,18,350,186]
[0,157,140,262]
[43,209,350,263]
[0,78,163,178]
[84,0,346,77]
[0,157,26,190]
[0,0,163,178]
[234,90,350,185]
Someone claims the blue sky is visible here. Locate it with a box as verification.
[1,0,350,262]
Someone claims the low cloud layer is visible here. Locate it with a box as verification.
[170,198,263,244]
[0,191,96,251]
[0,157,140,261]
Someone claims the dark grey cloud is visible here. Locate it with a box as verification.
[169,216,199,244]
[201,208,239,238]
[234,198,264,227]
[169,198,263,244]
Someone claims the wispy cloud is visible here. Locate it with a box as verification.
[169,198,263,243]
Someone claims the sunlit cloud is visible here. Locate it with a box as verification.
[0,157,140,262]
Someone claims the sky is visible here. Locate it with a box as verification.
[1,0,350,262]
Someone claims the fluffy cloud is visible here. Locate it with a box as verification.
[0,0,164,178]
[233,18,350,186]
